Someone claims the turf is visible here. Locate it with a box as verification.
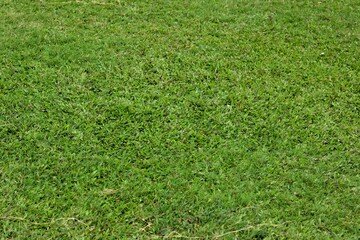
[0,0,359,239]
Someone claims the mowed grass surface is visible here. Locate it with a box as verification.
[0,0,359,238]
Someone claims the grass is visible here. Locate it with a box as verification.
[0,0,359,238]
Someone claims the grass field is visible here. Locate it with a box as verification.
[1,0,359,238]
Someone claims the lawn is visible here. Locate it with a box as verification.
[0,0,359,238]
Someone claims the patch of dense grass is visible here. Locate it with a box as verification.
[1,0,359,238]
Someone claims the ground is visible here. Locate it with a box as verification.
[0,0,359,238]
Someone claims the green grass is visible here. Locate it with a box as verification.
[0,0,359,238]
